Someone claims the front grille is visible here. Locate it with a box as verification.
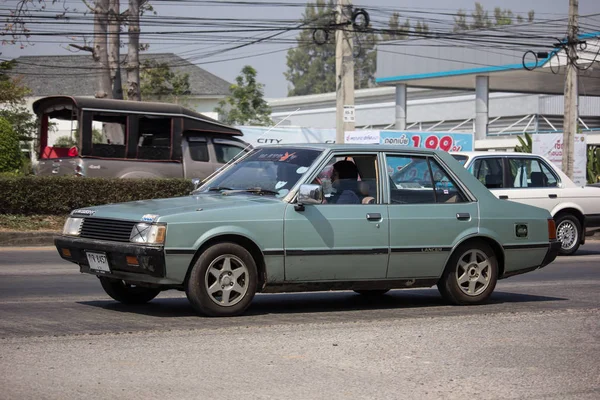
[80,218,137,242]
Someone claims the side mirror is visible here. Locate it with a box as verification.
[191,178,202,192]
[295,184,323,211]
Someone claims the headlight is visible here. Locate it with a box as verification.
[63,217,83,236]
[130,223,166,245]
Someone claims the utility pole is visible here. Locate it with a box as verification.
[335,0,354,143]
[562,0,578,179]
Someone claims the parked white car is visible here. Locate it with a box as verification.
[452,152,600,255]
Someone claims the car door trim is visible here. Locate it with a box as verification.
[286,248,389,256]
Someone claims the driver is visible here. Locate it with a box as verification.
[329,160,360,204]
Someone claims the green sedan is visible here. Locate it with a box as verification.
[55,144,560,317]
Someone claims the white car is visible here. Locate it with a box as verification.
[452,152,600,255]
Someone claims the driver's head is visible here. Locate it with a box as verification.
[332,160,359,181]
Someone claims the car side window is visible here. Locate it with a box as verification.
[388,155,465,204]
[508,157,558,188]
[387,155,435,204]
[214,142,246,164]
[312,154,379,205]
[472,157,504,189]
[187,137,209,162]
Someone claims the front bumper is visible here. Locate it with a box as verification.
[55,236,166,278]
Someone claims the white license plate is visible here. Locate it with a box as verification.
[86,252,110,273]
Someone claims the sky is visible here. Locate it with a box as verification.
[2,0,600,98]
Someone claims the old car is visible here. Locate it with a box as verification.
[452,151,600,255]
[33,96,249,179]
[55,144,560,317]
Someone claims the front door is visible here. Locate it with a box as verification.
[283,153,389,281]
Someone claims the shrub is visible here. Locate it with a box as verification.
[0,176,194,215]
[0,117,23,173]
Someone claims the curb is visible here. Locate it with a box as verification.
[0,231,59,247]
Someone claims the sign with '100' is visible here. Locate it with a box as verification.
[379,131,474,152]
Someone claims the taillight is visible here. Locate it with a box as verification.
[548,219,556,240]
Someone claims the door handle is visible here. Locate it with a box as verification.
[499,195,508,200]
[456,213,470,221]
[549,194,557,198]
[366,213,382,221]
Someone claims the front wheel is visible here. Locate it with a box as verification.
[186,242,258,317]
[99,277,161,304]
[555,214,581,256]
[437,240,498,305]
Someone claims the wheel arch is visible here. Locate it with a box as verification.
[448,235,505,278]
[183,234,266,291]
[552,206,585,227]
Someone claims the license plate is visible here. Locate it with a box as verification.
[86,252,110,273]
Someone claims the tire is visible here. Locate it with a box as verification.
[185,242,258,317]
[555,214,581,256]
[99,277,161,304]
[437,240,498,305]
[353,289,390,296]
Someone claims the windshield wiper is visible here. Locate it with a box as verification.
[208,186,234,191]
[244,187,279,195]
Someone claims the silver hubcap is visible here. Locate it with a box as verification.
[455,249,492,296]
[556,220,577,250]
[204,254,249,307]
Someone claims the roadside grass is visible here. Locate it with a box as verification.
[0,215,67,232]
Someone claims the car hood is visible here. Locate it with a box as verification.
[71,193,282,222]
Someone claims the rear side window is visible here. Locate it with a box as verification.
[214,141,246,164]
[187,137,209,162]
[508,157,558,188]
[471,158,504,188]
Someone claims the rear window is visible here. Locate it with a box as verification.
[451,154,468,165]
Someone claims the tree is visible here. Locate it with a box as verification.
[381,12,428,41]
[140,60,191,104]
[454,2,534,31]
[0,61,36,144]
[0,118,23,173]
[214,66,272,126]
[5,1,152,101]
[514,132,532,153]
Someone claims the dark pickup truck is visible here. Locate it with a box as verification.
[34,96,249,179]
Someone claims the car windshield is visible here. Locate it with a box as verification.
[196,147,323,198]
[451,154,468,165]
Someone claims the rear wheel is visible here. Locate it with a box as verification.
[438,240,498,305]
[555,214,581,256]
[99,277,161,304]
[186,242,257,317]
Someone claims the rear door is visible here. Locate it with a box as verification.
[386,153,479,279]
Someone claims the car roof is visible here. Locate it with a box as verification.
[451,151,541,157]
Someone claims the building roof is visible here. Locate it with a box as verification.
[10,53,232,97]
[376,25,600,96]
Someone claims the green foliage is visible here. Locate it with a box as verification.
[514,132,532,153]
[0,60,36,144]
[285,0,381,96]
[140,60,191,104]
[214,65,272,126]
[54,135,77,148]
[0,118,23,173]
[454,2,534,31]
[380,12,429,41]
[0,177,194,215]
[587,146,600,184]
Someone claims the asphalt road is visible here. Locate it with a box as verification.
[0,244,599,399]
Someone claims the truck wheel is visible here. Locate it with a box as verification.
[437,240,498,305]
[186,242,257,317]
[99,277,161,304]
[555,214,581,256]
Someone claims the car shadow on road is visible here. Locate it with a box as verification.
[77,289,566,319]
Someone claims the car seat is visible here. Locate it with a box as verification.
[530,172,548,187]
